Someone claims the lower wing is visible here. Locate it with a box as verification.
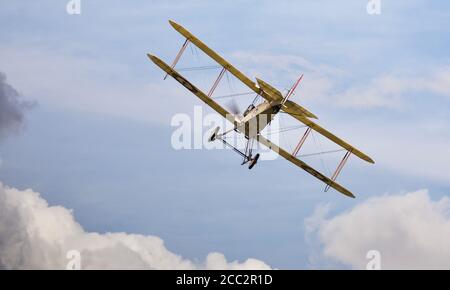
[255,134,355,198]
[147,54,240,125]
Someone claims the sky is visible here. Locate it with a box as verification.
[1,0,450,269]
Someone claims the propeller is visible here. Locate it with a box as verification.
[226,99,241,116]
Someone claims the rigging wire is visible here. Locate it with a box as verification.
[223,125,307,139]
[178,65,222,72]
[212,92,255,99]
[229,69,238,92]
[311,131,332,177]
[279,113,293,153]
[251,93,260,105]
[189,42,195,57]
[225,70,233,94]
[268,148,346,162]
[298,149,345,158]
[270,125,307,134]
[188,42,200,60]
[279,111,312,118]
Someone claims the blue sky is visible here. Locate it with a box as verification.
[1,1,450,269]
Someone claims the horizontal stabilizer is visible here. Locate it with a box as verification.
[256,78,283,101]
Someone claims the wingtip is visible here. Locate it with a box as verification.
[146,53,158,63]
[342,190,356,198]
[255,77,265,86]
[340,188,356,198]
[330,186,355,198]
[309,113,318,119]
[169,20,181,29]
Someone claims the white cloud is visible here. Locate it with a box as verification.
[333,75,406,109]
[0,182,271,270]
[231,51,450,110]
[341,116,450,184]
[417,66,450,97]
[205,252,271,270]
[334,67,450,109]
[306,189,450,269]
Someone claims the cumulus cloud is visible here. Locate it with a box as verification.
[334,66,450,109]
[306,189,450,269]
[333,75,407,109]
[0,182,271,270]
[0,71,33,139]
[205,252,271,270]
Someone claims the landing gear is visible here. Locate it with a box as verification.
[208,126,261,169]
[208,126,220,142]
[248,153,260,169]
[240,137,259,169]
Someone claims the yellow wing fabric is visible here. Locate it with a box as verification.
[285,112,374,164]
[255,134,355,198]
[255,78,317,118]
[169,20,259,94]
[167,20,373,164]
[255,78,284,101]
[168,20,318,119]
[147,54,240,125]
[282,100,319,120]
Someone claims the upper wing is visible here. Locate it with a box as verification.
[285,109,374,164]
[147,54,240,125]
[169,20,260,96]
[255,134,355,198]
[169,20,317,119]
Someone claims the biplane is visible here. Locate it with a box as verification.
[147,20,374,198]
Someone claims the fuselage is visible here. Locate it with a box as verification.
[236,101,282,138]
